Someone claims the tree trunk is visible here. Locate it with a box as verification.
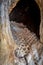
[0,1,17,65]
[40,0,43,43]
[35,0,43,43]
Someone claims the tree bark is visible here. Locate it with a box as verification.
[0,1,17,65]
[40,0,43,43]
[35,0,43,43]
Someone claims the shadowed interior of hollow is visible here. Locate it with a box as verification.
[9,0,41,38]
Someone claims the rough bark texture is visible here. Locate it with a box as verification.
[40,0,43,43]
[0,1,17,65]
[35,0,43,43]
[8,0,19,13]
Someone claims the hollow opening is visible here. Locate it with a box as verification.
[9,0,41,38]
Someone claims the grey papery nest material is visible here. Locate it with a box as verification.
[10,21,43,65]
